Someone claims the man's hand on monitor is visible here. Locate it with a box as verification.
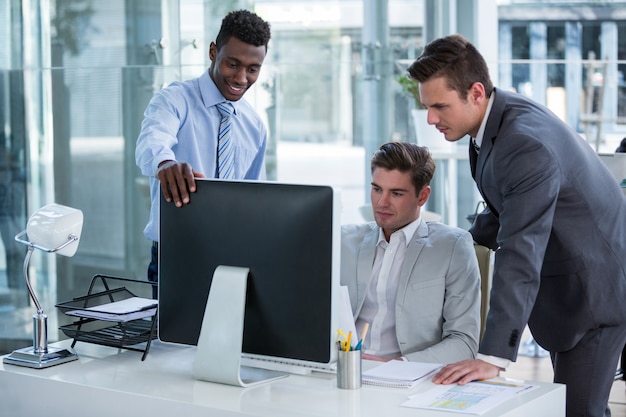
[157,160,206,207]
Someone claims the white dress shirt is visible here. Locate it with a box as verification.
[472,92,495,148]
[356,217,421,359]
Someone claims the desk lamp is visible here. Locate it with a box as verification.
[3,203,83,369]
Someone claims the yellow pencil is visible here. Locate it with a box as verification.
[346,331,352,351]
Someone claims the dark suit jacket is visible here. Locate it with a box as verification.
[471,88,626,361]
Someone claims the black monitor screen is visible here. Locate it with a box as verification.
[158,179,340,366]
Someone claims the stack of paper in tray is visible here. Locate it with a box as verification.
[65,297,157,322]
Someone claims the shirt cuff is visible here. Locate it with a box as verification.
[477,353,511,370]
[157,159,177,172]
[153,155,176,175]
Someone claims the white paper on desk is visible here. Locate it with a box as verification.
[337,286,357,340]
[362,360,442,388]
[65,297,157,322]
[401,379,539,414]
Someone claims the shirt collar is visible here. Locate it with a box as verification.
[199,70,238,114]
[472,92,495,148]
[376,216,422,248]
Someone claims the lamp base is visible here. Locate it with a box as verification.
[3,345,78,369]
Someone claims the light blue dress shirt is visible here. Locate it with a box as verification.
[136,70,268,241]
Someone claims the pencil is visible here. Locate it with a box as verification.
[360,322,370,342]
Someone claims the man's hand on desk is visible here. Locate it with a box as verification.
[431,359,501,385]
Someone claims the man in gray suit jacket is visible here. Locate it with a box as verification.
[408,34,626,417]
[341,142,481,364]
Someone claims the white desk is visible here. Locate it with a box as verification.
[0,340,565,417]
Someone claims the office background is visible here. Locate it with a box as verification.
[1,0,625,352]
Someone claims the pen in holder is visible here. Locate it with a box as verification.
[337,348,362,389]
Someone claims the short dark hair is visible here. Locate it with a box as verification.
[215,10,271,51]
[371,142,436,195]
[407,34,494,101]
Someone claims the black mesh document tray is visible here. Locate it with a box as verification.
[56,275,158,361]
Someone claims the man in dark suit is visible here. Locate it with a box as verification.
[407,34,626,417]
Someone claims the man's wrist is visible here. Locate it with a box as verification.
[156,160,177,174]
[477,353,510,370]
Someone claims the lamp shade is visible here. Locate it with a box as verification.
[26,203,83,257]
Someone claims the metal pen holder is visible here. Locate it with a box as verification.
[336,348,362,389]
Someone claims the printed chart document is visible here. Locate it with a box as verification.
[362,360,442,388]
[401,379,538,414]
[65,297,158,322]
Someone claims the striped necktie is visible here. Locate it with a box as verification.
[216,102,235,179]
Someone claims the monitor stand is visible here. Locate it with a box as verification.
[192,265,288,387]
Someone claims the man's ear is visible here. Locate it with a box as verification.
[418,185,431,207]
[208,42,217,62]
[468,82,486,104]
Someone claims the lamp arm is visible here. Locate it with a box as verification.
[22,246,43,314]
[14,229,80,314]
[14,229,80,254]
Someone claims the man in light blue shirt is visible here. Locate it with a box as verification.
[135,10,271,286]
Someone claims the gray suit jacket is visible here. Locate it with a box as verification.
[341,220,481,364]
[471,88,626,360]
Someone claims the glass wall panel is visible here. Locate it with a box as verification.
[581,23,603,115]
[618,23,626,122]
[500,8,625,151]
[259,1,459,225]
[0,1,54,351]
[0,71,28,308]
[511,25,531,95]
[547,25,566,120]
[49,0,158,301]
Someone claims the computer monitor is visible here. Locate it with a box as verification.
[598,152,626,184]
[158,179,341,385]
